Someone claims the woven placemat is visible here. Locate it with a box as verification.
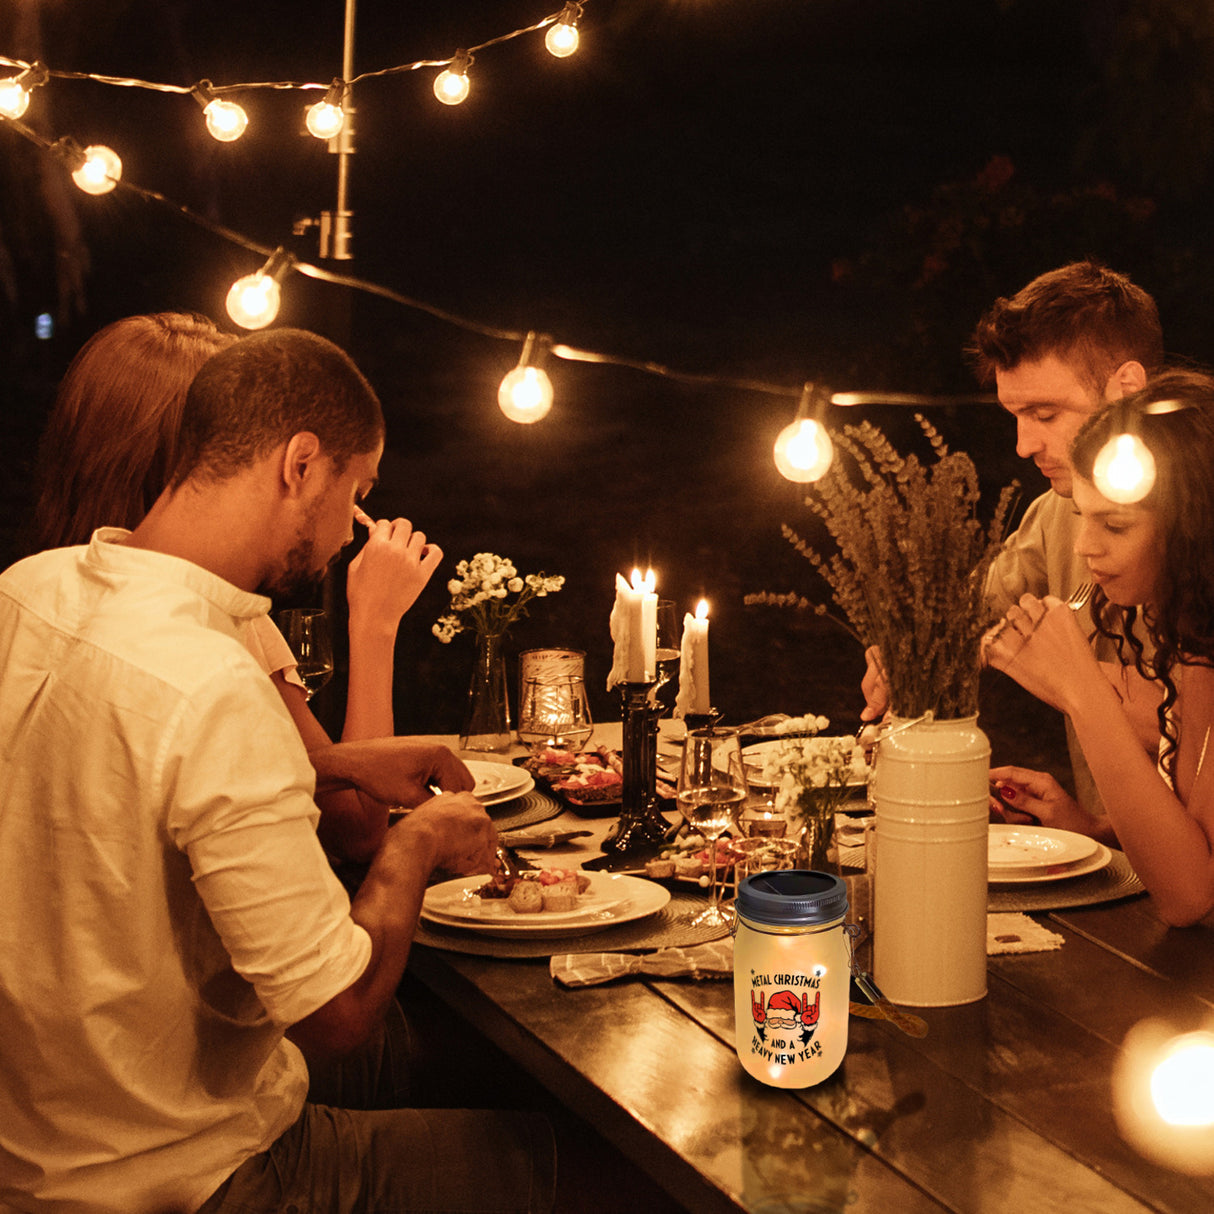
[487,790,564,832]
[413,888,731,959]
[987,848,1145,912]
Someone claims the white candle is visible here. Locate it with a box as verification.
[675,599,711,716]
[607,568,658,688]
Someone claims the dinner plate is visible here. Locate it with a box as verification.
[421,872,671,939]
[988,824,1098,871]
[741,737,870,787]
[464,761,535,806]
[988,841,1113,885]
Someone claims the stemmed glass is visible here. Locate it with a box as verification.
[277,608,334,701]
[676,727,748,928]
[651,599,680,714]
[517,675,594,754]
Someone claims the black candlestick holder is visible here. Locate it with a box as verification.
[681,709,722,733]
[601,680,670,855]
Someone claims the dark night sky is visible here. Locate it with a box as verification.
[3,0,1213,735]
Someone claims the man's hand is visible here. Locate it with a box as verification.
[347,515,443,634]
[860,645,890,722]
[390,791,498,878]
[312,738,474,808]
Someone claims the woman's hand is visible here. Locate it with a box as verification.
[988,764,1106,837]
[983,593,1102,714]
[347,514,443,634]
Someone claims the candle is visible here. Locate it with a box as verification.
[675,599,711,716]
[607,568,658,688]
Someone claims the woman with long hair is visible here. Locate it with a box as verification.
[987,368,1214,926]
[29,312,445,861]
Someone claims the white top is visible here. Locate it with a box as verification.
[0,530,371,1214]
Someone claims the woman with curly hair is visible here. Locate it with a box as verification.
[986,368,1214,926]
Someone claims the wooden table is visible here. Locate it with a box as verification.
[406,730,1214,1213]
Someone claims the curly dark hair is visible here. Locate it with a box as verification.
[969,260,1163,394]
[1071,369,1214,781]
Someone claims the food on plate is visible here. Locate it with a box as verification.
[653,833,749,881]
[520,745,676,804]
[644,857,676,879]
[475,867,592,915]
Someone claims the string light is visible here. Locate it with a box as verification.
[434,50,473,106]
[1092,432,1156,504]
[499,331,554,423]
[193,80,249,143]
[0,60,46,120]
[225,247,295,330]
[305,78,346,140]
[56,139,122,195]
[545,4,583,57]
[1115,1018,1214,1174]
[773,384,834,482]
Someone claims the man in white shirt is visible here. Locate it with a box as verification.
[861,261,1164,813]
[0,328,554,1214]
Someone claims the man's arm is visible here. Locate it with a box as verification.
[310,736,475,807]
[286,793,496,1058]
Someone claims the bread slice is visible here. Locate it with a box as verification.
[508,880,543,913]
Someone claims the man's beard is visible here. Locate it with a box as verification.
[258,536,326,599]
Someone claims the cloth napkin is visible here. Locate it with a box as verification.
[986,911,1064,955]
[551,941,732,988]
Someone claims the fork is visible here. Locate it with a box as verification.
[1065,580,1095,611]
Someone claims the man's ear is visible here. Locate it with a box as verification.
[1105,360,1148,401]
[280,432,323,498]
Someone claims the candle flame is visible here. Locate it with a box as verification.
[643,568,656,593]
[695,599,709,620]
[630,568,643,590]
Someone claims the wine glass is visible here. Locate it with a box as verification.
[517,675,594,754]
[676,726,748,928]
[277,608,334,701]
[651,599,680,714]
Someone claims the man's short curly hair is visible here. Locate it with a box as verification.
[969,260,1163,394]
[172,328,384,485]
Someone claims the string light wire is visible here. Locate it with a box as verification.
[1,9,1000,416]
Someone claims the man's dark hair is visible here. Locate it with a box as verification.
[172,328,384,485]
[969,260,1164,393]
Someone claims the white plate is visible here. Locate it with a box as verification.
[741,737,870,788]
[464,761,535,806]
[988,824,1098,870]
[988,842,1113,885]
[420,871,671,938]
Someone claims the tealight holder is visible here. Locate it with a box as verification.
[601,681,669,855]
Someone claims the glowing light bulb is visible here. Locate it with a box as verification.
[226,272,281,330]
[434,53,472,105]
[204,98,248,142]
[305,100,345,140]
[773,418,834,482]
[71,145,122,195]
[1092,432,1156,504]
[0,76,31,119]
[545,22,579,57]
[499,366,553,423]
[1150,1033,1214,1127]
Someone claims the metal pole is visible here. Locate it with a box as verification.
[321,0,356,260]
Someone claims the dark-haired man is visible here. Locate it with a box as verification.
[863,261,1164,814]
[0,329,554,1213]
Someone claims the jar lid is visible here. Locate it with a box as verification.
[736,870,848,927]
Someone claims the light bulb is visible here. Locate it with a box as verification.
[773,418,834,482]
[1150,1033,1214,1127]
[545,22,579,57]
[0,76,31,119]
[226,272,281,330]
[203,98,248,142]
[305,100,345,140]
[71,145,122,196]
[1092,432,1156,504]
[432,66,468,105]
[499,366,553,423]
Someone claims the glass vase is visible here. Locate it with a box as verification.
[460,631,512,752]
[796,803,838,873]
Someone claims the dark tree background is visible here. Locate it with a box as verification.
[3,0,1213,772]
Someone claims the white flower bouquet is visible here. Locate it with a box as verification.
[758,727,868,833]
[433,552,565,642]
